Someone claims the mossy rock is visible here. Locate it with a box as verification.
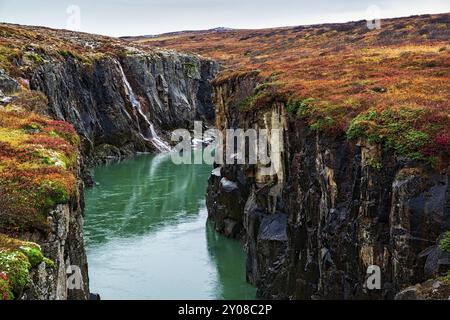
[0,234,54,300]
[346,107,440,162]
[0,107,79,232]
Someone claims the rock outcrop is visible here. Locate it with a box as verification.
[29,50,218,165]
[0,189,89,300]
[0,68,89,300]
[206,73,450,299]
[20,160,90,300]
[1,24,218,300]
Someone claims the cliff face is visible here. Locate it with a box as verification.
[0,185,89,300]
[29,50,218,165]
[206,74,450,299]
[21,170,89,300]
[1,25,219,299]
[1,68,89,300]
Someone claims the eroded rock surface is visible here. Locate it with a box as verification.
[206,73,450,299]
[29,51,218,165]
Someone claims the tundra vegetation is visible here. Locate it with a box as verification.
[0,84,78,300]
[0,13,449,299]
[141,13,450,166]
[0,22,155,299]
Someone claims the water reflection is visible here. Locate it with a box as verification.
[206,223,256,300]
[84,151,256,299]
[85,151,210,245]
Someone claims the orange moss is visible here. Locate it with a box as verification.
[141,13,450,162]
[0,103,79,233]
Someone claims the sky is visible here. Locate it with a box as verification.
[0,0,449,37]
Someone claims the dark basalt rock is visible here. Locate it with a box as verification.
[258,213,288,242]
[206,74,450,300]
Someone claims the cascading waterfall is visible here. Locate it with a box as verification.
[117,62,171,152]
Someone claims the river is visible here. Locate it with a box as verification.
[84,149,256,300]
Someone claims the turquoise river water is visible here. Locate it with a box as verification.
[84,150,256,300]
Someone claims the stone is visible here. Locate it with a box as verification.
[0,69,20,95]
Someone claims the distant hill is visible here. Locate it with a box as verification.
[120,26,235,41]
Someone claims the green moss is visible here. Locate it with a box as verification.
[286,97,315,117]
[33,148,54,165]
[116,48,130,59]
[43,257,56,268]
[33,148,69,169]
[58,49,89,63]
[58,49,74,59]
[347,107,432,161]
[440,232,450,254]
[0,250,31,296]
[0,235,53,299]
[24,52,44,65]
[239,95,256,111]
[310,116,335,131]
[346,108,376,139]
[183,61,197,78]
[22,123,42,133]
[19,245,44,267]
[37,179,70,209]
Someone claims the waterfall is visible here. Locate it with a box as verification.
[117,62,171,152]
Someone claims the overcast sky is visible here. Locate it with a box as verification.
[0,0,449,37]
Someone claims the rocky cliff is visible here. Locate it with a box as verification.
[0,72,89,299]
[206,73,450,299]
[29,50,218,166]
[0,23,218,166]
[0,23,219,300]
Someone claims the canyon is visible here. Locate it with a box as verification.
[0,24,218,299]
[0,13,449,300]
[206,72,450,299]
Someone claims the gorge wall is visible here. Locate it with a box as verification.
[0,70,90,299]
[2,19,449,300]
[206,73,450,299]
[29,49,218,166]
[21,163,90,300]
[0,32,218,299]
